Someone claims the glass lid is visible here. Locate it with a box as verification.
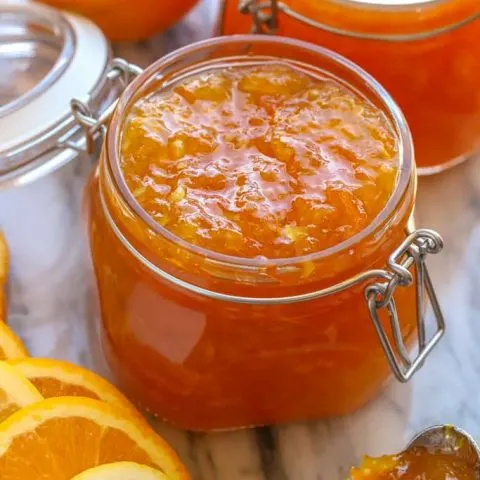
[0,1,73,117]
[0,0,109,186]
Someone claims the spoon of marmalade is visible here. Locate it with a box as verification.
[351,425,480,480]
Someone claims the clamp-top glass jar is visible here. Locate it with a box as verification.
[218,0,480,175]
[0,0,139,360]
[0,0,110,333]
[86,35,445,431]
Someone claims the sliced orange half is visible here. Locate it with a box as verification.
[9,357,138,417]
[72,462,169,479]
[0,361,43,423]
[0,323,29,361]
[0,396,189,479]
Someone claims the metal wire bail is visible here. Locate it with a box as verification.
[239,0,279,33]
[364,229,445,382]
[62,58,143,154]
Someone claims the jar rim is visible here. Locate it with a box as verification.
[329,0,469,11]
[106,34,414,269]
[275,0,480,41]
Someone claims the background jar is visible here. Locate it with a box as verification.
[0,0,119,358]
[218,0,480,175]
[87,35,445,431]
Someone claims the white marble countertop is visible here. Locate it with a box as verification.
[3,1,480,479]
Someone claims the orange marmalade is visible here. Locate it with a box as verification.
[220,0,480,174]
[120,65,398,259]
[88,37,420,430]
[351,447,477,480]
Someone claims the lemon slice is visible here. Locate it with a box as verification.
[72,462,169,479]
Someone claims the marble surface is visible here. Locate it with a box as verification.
[2,1,480,479]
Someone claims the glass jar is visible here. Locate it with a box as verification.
[86,35,445,431]
[0,0,130,358]
[218,0,480,175]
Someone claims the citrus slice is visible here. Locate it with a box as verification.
[0,232,7,288]
[0,362,43,423]
[0,396,189,479]
[72,462,169,479]
[0,323,29,361]
[9,358,138,417]
[0,232,8,322]
[0,291,5,323]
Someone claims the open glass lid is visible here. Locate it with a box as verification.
[0,0,110,187]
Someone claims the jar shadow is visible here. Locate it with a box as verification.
[274,378,413,479]
[136,377,413,480]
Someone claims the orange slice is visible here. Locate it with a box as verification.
[9,358,138,417]
[0,232,8,322]
[0,362,43,423]
[0,322,29,361]
[0,292,5,322]
[0,232,7,288]
[0,396,189,479]
[72,462,169,479]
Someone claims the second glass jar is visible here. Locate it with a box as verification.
[219,0,480,174]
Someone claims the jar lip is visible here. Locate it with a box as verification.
[279,0,480,41]
[331,0,458,10]
[107,34,414,269]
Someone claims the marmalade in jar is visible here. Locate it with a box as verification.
[88,39,420,430]
[220,0,480,173]
[121,64,398,259]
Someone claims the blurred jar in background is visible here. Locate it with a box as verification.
[40,0,200,41]
[219,0,480,174]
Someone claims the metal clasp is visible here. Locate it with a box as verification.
[61,58,143,154]
[239,0,279,34]
[365,229,445,382]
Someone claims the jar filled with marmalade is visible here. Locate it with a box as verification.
[219,0,480,174]
[86,36,445,431]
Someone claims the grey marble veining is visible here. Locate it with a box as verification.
[2,1,480,479]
